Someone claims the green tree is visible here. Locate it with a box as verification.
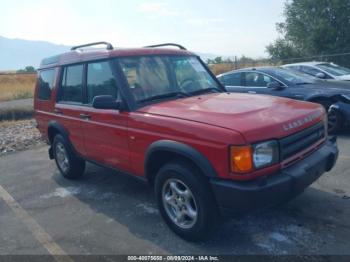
[16,66,36,73]
[267,0,350,65]
[24,66,36,73]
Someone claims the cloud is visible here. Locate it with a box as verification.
[138,2,179,17]
[186,17,225,26]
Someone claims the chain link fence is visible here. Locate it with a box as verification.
[207,52,350,75]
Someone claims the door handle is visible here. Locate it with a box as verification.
[248,91,256,94]
[54,109,63,115]
[79,113,91,120]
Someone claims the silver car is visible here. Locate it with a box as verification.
[282,62,350,81]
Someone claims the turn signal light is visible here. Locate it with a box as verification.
[230,146,253,173]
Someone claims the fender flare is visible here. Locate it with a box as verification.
[145,140,217,180]
[47,121,69,143]
[47,121,75,159]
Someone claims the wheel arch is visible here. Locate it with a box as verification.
[47,121,75,159]
[144,140,217,186]
[308,95,342,106]
[47,121,69,144]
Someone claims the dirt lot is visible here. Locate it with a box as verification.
[0,134,349,257]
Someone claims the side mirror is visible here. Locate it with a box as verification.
[267,81,284,90]
[315,72,326,79]
[92,95,124,110]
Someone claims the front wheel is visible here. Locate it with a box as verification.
[155,161,219,241]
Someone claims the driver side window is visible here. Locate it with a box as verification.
[244,72,273,87]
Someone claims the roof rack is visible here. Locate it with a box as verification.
[71,41,113,51]
[144,43,187,50]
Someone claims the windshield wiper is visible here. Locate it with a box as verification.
[138,91,189,103]
[189,87,222,95]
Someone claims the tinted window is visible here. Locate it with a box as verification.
[269,68,315,84]
[244,72,273,87]
[221,73,241,86]
[286,65,300,70]
[317,63,350,76]
[300,66,322,77]
[87,61,118,103]
[60,65,83,103]
[38,69,55,100]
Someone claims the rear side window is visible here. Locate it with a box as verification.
[87,61,118,103]
[59,64,84,103]
[300,66,322,76]
[38,69,55,100]
[244,72,273,87]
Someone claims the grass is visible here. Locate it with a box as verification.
[0,106,33,121]
[0,73,36,102]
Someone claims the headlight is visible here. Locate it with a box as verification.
[230,140,279,173]
[252,140,279,169]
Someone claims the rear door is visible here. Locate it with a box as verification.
[55,64,86,156]
[78,60,130,171]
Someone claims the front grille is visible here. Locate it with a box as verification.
[280,122,325,161]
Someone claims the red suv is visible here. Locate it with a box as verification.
[34,42,338,240]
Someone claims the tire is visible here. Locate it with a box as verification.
[155,161,219,241]
[315,99,342,133]
[327,107,342,134]
[52,134,85,179]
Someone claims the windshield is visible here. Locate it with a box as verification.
[117,56,221,104]
[317,63,350,76]
[271,68,316,84]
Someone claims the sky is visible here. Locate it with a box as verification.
[0,0,285,58]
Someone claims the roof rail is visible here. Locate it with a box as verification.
[144,43,187,50]
[71,41,113,51]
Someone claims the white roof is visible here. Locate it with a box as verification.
[283,61,328,67]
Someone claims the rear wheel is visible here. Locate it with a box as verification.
[327,107,342,133]
[155,161,219,241]
[53,134,85,179]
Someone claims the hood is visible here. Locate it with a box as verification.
[313,80,350,90]
[337,74,350,81]
[139,93,325,143]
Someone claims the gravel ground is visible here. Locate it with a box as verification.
[0,119,44,156]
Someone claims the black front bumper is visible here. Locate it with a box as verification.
[210,138,338,216]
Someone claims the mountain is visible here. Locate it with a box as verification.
[0,36,71,70]
[0,36,223,70]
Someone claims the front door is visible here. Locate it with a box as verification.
[78,60,130,171]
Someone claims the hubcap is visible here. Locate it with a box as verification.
[162,178,198,229]
[55,142,70,173]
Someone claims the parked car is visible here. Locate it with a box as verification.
[217,67,350,132]
[282,62,350,81]
[34,42,338,240]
